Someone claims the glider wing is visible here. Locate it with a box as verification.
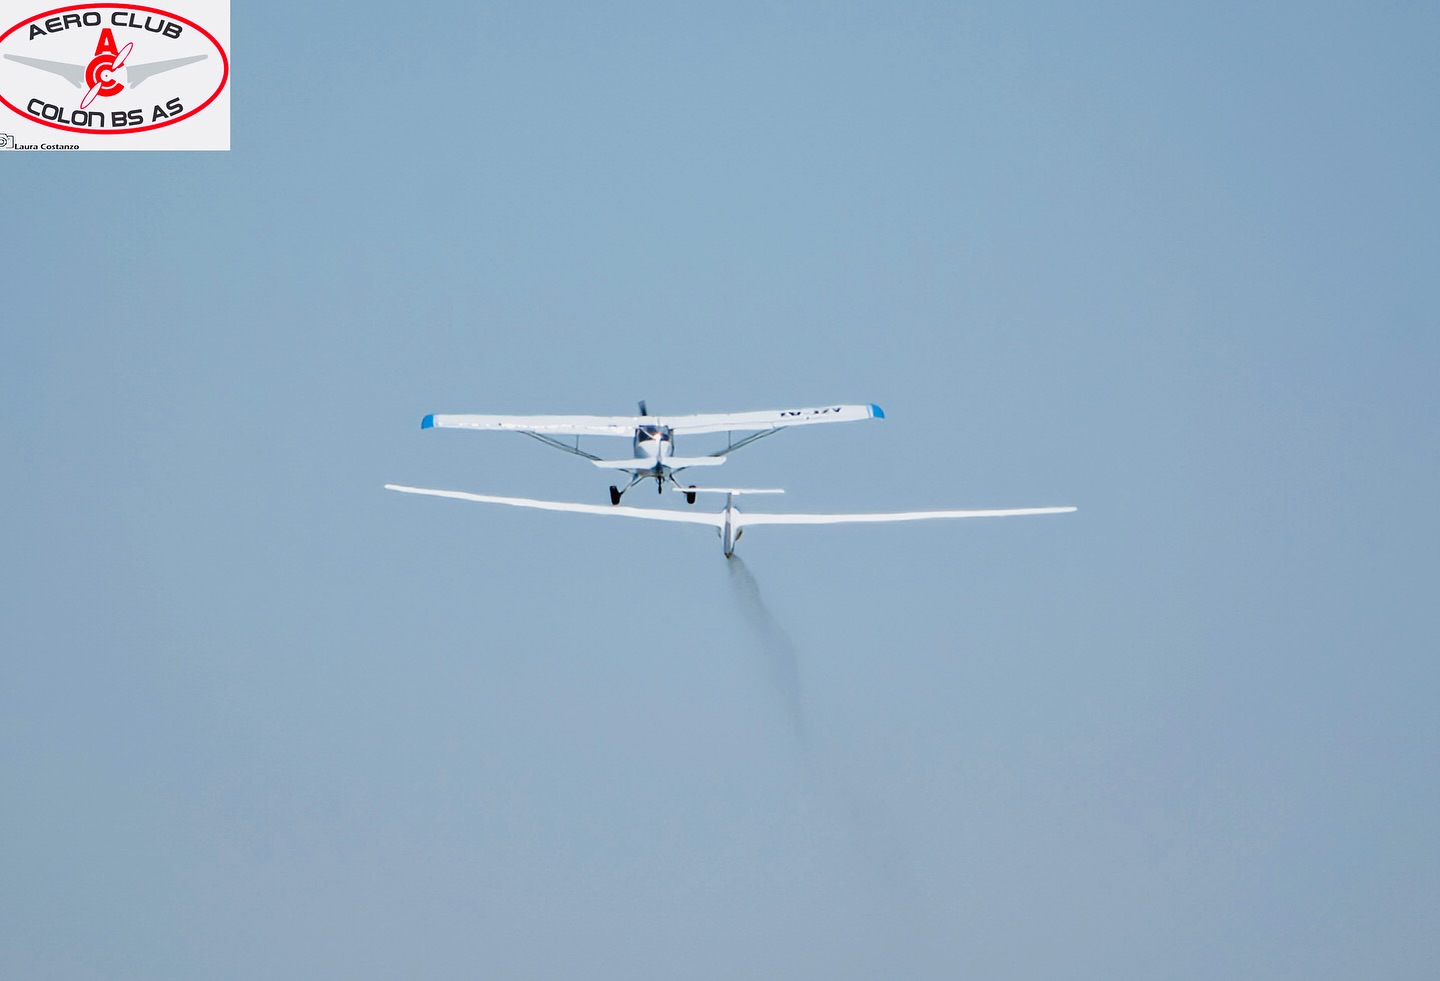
[384,485,725,526]
[735,505,1077,526]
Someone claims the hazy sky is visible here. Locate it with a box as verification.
[3,2,1438,978]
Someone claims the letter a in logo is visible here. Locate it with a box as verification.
[81,29,133,110]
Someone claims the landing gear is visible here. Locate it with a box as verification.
[685,486,697,505]
[610,473,645,505]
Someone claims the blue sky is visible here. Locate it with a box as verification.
[3,2,1438,977]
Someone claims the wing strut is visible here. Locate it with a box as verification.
[519,430,603,461]
[711,427,784,457]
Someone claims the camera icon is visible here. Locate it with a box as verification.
[0,133,15,148]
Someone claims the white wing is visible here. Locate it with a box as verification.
[420,404,882,437]
[660,404,882,435]
[422,414,639,436]
[384,485,724,526]
[736,505,1076,526]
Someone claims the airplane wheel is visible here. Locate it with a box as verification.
[685,486,697,505]
[609,485,621,506]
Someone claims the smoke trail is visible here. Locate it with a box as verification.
[725,562,929,956]
[726,556,806,743]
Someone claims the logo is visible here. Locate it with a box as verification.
[0,3,228,146]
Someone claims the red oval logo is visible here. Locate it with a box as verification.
[0,3,228,136]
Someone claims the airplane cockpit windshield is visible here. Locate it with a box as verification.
[637,425,670,441]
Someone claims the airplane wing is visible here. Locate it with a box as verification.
[420,404,882,437]
[3,54,86,87]
[387,484,1073,527]
[735,505,1077,526]
[384,485,725,526]
[659,404,883,435]
[126,54,208,88]
[422,414,640,436]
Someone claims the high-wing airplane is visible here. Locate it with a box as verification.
[419,401,883,503]
[384,484,1076,558]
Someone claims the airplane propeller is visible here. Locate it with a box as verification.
[80,42,132,110]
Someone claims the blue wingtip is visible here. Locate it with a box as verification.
[421,414,435,429]
[869,404,885,419]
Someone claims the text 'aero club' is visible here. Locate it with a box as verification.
[386,402,1075,557]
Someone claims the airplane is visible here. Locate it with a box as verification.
[384,484,1077,558]
[418,401,884,504]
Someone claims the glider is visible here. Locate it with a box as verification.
[418,401,882,503]
[385,484,1076,558]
